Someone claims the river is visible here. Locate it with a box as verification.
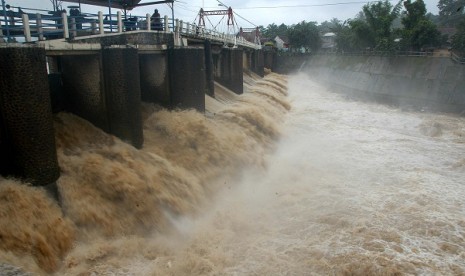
[1,72,465,275]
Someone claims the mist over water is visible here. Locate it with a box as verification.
[2,71,465,275]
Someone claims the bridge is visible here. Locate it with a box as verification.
[0,4,275,189]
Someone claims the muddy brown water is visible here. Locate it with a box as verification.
[1,72,464,275]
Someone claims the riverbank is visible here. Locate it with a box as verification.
[275,54,465,113]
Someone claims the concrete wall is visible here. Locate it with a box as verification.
[73,32,175,47]
[61,54,108,130]
[251,49,264,77]
[215,48,244,94]
[61,48,144,148]
[168,47,206,111]
[139,52,170,105]
[276,54,465,113]
[204,41,215,97]
[102,47,143,148]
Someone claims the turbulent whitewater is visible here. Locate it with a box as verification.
[1,71,465,275]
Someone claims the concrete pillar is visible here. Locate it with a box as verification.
[168,48,205,112]
[217,48,243,95]
[61,54,109,131]
[264,50,275,70]
[102,47,143,148]
[0,46,60,186]
[252,49,264,77]
[139,52,170,106]
[204,40,215,97]
[242,51,250,70]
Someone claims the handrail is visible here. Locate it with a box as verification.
[276,50,465,64]
[0,8,261,49]
[315,50,434,57]
[451,52,465,64]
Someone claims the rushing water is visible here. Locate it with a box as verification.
[1,71,465,275]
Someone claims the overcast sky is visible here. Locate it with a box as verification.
[8,0,440,28]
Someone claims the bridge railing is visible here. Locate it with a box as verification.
[1,8,260,49]
[1,11,172,42]
[172,19,260,49]
[451,51,465,64]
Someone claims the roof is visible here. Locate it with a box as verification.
[323,32,336,37]
[62,0,172,10]
[274,35,289,43]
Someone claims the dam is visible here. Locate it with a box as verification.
[1,8,465,274]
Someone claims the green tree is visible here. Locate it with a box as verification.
[452,18,465,52]
[349,19,376,49]
[402,0,427,29]
[401,0,441,50]
[287,21,321,52]
[411,20,442,49]
[437,0,465,26]
[362,0,404,50]
[261,23,288,40]
[318,18,340,33]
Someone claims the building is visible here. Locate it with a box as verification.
[321,32,336,52]
[274,35,289,51]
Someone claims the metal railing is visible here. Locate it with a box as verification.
[172,19,260,49]
[451,51,465,64]
[276,49,465,64]
[0,8,261,49]
[315,50,436,57]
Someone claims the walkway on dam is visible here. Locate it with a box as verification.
[0,4,261,50]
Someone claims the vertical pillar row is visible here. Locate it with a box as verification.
[102,47,143,149]
[0,46,60,186]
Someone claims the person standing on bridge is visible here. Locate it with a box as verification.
[151,9,162,31]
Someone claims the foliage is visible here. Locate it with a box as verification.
[410,20,442,49]
[318,18,340,33]
[287,21,321,51]
[362,0,403,50]
[401,0,441,50]
[452,17,465,52]
[260,23,289,40]
[437,0,465,26]
[349,19,376,49]
[331,0,402,51]
[402,0,427,29]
